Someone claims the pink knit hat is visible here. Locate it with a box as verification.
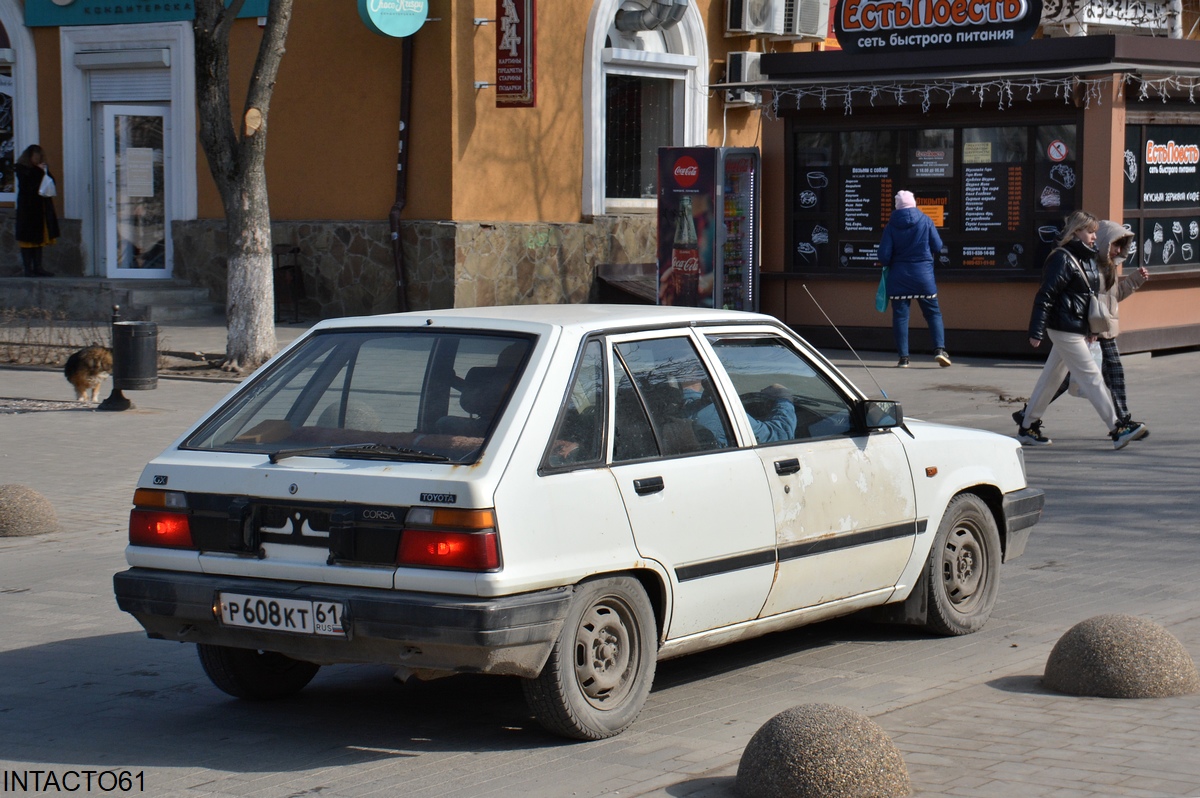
[895,190,916,209]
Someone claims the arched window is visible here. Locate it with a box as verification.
[583,1,708,217]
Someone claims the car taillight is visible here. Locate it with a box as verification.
[398,507,500,571]
[129,489,193,548]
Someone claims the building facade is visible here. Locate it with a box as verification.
[2,0,1199,354]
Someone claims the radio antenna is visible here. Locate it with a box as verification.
[801,284,888,399]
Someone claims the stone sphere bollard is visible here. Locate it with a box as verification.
[1044,614,1200,699]
[736,703,911,798]
[0,484,59,537]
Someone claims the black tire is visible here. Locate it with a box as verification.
[197,643,320,700]
[924,493,1001,636]
[523,577,657,740]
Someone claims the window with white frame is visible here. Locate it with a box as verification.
[583,1,707,216]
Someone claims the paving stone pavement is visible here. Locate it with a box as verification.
[1,324,1198,798]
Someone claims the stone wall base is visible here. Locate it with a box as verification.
[171,216,657,318]
[0,209,84,278]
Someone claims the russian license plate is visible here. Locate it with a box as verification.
[218,592,346,637]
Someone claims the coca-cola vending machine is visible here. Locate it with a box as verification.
[657,146,760,311]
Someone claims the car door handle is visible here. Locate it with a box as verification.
[633,476,665,495]
[774,458,801,476]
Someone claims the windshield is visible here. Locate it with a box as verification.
[184,329,533,463]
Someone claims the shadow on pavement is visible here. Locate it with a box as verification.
[0,632,566,771]
[986,673,1055,695]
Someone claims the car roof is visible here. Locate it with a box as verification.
[310,304,781,338]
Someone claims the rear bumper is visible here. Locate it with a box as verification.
[1000,487,1045,562]
[113,568,573,678]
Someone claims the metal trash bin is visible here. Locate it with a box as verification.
[112,321,158,391]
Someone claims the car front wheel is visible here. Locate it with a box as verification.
[924,493,1001,636]
[197,643,320,700]
[523,576,657,740]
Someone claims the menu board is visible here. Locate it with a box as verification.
[961,243,1026,269]
[839,242,880,268]
[793,219,832,269]
[1124,125,1141,211]
[795,168,832,213]
[964,165,1023,233]
[843,167,893,233]
[1135,216,1200,267]
[1035,160,1076,214]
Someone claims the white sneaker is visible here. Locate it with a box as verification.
[1111,421,1148,450]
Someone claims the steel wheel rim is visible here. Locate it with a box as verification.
[573,595,640,710]
[941,521,988,610]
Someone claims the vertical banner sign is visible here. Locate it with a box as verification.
[497,0,537,107]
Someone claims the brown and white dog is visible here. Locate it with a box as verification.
[64,346,113,402]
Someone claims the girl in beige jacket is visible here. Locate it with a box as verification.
[1043,219,1149,430]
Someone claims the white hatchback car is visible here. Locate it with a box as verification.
[114,305,1042,739]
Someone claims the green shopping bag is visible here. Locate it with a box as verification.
[875,268,889,312]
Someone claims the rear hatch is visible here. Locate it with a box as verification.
[127,325,537,591]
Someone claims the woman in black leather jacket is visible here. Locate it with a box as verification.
[1015,211,1147,450]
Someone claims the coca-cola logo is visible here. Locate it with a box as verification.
[674,156,700,188]
[672,253,700,274]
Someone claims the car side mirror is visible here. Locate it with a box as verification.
[858,399,903,430]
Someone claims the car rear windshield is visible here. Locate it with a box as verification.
[183,329,532,463]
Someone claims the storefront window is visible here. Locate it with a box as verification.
[788,121,1079,274]
[840,131,900,167]
[1122,124,1200,272]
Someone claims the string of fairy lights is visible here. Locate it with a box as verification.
[759,73,1200,117]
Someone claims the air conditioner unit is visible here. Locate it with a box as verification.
[780,0,830,40]
[724,51,763,107]
[727,0,786,36]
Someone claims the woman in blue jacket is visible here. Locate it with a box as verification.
[879,190,950,367]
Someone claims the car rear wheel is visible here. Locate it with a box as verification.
[197,643,320,700]
[523,577,657,740]
[924,493,1001,636]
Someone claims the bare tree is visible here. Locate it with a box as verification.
[194,0,294,371]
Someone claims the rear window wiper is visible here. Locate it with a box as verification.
[269,443,451,464]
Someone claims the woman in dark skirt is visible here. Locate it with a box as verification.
[14,144,60,277]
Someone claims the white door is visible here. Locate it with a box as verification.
[102,104,171,278]
[607,333,777,640]
[701,332,918,615]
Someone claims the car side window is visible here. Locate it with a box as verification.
[706,335,852,441]
[613,337,733,460]
[544,341,605,469]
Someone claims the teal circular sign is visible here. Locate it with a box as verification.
[358,0,428,38]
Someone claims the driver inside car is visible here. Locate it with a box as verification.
[683,380,795,446]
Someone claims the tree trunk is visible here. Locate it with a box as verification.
[224,177,276,371]
[194,0,293,372]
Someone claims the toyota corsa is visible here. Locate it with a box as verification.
[114,305,1043,740]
